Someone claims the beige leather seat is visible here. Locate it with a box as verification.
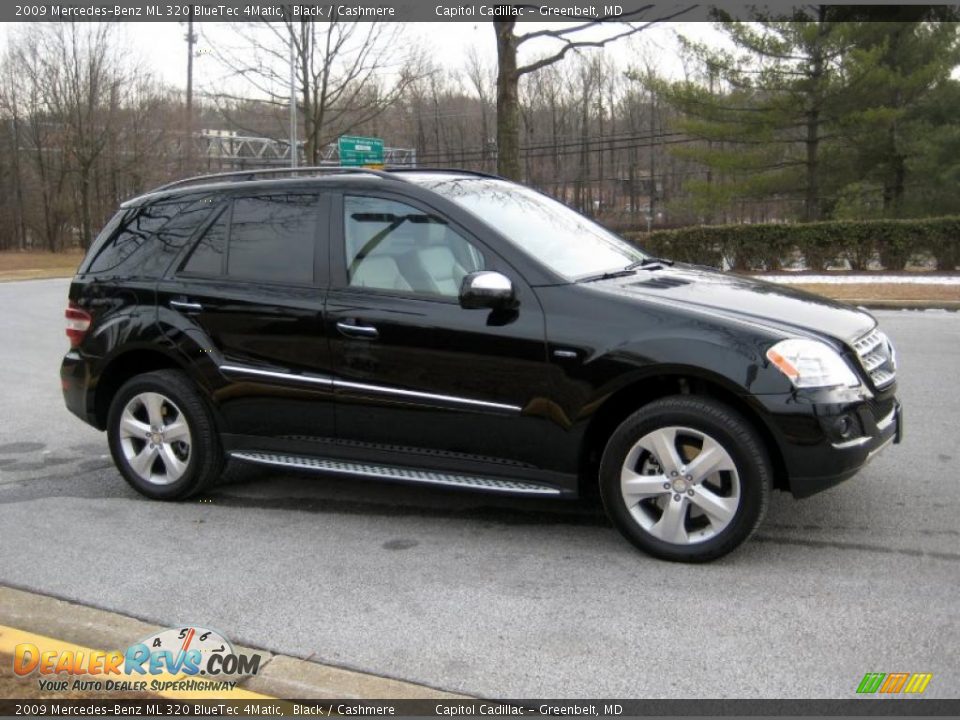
[351,256,412,291]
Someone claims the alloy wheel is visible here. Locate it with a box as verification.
[620,425,741,545]
[118,392,192,486]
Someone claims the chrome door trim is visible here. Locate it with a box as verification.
[334,379,522,413]
[220,364,333,388]
[218,363,521,413]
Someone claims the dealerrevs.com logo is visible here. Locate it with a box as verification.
[13,626,262,693]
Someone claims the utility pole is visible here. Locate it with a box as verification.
[184,9,196,172]
[289,24,298,169]
[649,85,656,227]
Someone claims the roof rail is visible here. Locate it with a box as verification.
[151,166,400,193]
[386,167,504,180]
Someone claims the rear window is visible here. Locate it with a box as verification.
[84,195,217,278]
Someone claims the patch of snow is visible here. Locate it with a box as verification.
[751,274,960,285]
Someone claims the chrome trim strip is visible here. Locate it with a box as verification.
[876,406,897,432]
[230,451,560,495]
[220,364,333,388]
[831,436,871,450]
[218,364,520,412]
[334,379,522,413]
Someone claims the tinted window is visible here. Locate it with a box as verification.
[182,207,228,276]
[227,194,318,284]
[344,195,484,297]
[142,196,219,277]
[87,201,188,275]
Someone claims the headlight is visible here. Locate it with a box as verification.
[766,338,860,388]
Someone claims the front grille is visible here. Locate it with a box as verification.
[852,328,897,388]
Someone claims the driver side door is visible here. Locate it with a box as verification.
[324,191,563,484]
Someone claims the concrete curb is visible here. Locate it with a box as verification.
[0,586,465,700]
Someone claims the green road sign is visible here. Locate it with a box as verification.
[338,135,385,167]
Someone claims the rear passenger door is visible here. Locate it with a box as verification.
[157,190,334,443]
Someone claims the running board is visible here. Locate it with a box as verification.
[229,451,562,496]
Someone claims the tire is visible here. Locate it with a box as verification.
[107,369,224,500]
[599,395,771,563]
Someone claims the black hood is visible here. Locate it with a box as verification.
[588,265,875,344]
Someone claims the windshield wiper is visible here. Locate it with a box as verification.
[627,256,674,270]
[576,268,638,283]
[577,256,676,283]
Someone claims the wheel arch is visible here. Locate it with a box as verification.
[578,369,789,498]
[92,347,194,430]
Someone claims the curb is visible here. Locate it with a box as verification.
[0,586,465,700]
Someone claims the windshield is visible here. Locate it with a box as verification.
[416,177,646,280]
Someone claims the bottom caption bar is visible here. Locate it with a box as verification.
[2,700,960,718]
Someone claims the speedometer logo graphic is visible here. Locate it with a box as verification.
[139,626,233,672]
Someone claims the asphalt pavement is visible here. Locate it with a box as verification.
[0,278,957,699]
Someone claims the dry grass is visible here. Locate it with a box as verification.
[0,251,83,281]
[794,282,960,303]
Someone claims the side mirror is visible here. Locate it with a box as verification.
[459,271,516,310]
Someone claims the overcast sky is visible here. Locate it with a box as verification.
[0,20,719,95]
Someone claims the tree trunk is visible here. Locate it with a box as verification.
[804,105,820,222]
[803,9,827,222]
[494,21,521,180]
[10,113,27,250]
[79,168,93,249]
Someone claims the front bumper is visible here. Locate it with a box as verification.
[756,389,902,499]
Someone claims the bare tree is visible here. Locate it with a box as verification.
[41,23,130,248]
[206,18,426,164]
[464,46,496,172]
[493,7,694,179]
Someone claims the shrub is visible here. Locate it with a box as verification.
[625,216,960,272]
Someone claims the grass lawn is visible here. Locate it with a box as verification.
[793,282,960,304]
[0,250,83,281]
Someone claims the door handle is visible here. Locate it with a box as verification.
[170,300,203,312]
[336,320,378,339]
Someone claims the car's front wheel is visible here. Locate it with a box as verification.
[599,396,771,562]
[107,369,223,500]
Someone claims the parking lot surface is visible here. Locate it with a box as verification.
[0,278,957,698]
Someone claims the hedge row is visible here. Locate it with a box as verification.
[624,216,960,271]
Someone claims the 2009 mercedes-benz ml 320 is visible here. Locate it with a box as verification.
[61,167,902,561]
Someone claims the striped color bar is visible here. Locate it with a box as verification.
[857,672,933,694]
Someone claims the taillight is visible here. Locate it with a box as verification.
[65,302,92,348]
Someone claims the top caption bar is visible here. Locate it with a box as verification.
[8,2,807,23]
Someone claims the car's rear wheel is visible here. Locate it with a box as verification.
[107,370,223,500]
[599,396,771,562]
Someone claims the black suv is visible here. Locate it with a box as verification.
[61,167,901,562]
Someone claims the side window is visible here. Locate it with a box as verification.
[227,194,318,284]
[87,201,188,276]
[143,196,219,277]
[344,195,484,298]
[181,206,228,276]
